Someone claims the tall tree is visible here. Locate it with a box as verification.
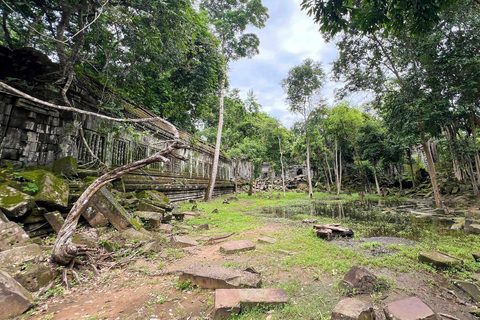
[282,59,326,198]
[201,0,268,201]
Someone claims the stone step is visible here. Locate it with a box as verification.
[220,240,255,254]
[331,298,374,320]
[419,251,462,268]
[386,297,436,320]
[214,288,288,319]
[179,263,261,289]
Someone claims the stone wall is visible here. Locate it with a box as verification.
[0,89,252,201]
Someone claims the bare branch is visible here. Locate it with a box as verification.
[0,81,179,139]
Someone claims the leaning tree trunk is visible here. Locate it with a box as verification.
[205,76,226,201]
[248,163,254,196]
[406,148,416,188]
[278,136,286,197]
[373,162,381,196]
[234,159,238,197]
[306,133,313,198]
[52,140,186,265]
[420,131,443,208]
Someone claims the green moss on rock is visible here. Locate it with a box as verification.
[53,156,77,178]
[34,173,69,209]
[0,184,35,218]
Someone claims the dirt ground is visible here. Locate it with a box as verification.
[24,216,479,320]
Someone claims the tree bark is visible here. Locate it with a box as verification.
[248,163,254,196]
[407,148,416,188]
[52,140,187,265]
[373,162,381,196]
[234,158,238,197]
[443,125,463,181]
[420,130,443,208]
[278,135,286,197]
[325,152,334,187]
[205,76,226,201]
[306,133,313,198]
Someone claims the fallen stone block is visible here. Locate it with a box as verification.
[34,172,69,209]
[0,210,8,223]
[141,241,163,255]
[43,211,64,233]
[52,156,77,178]
[0,270,34,318]
[455,280,480,302]
[220,240,256,254]
[214,288,288,319]
[121,228,153,242]
[14,263,58,292]
[81,206,108,227]
[179,263,262,289]
[135,211,163,229]
[159,224,174,234]
[419,251,462,268]
[302,219,317,224]
[314,223,353,240]
[468,223,480,234]
[258,237,276,244]
[171,235,198,248]
[386,297,436,320]
[331,298,374,320]
[88,186,139,231]
[0,184,35,219]
[0,222,30,251]
[0,244,43,271]
[72,233,98,248]
[342,265,378,294]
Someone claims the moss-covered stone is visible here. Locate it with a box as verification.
[14,263,58,292]
[34,172,69,209]
[52,156,77,178]
[0,184,35,218]
[18,169,50,182]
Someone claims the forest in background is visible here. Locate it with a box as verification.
[1,0,480,208]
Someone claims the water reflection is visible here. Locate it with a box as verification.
[261,200,461,241]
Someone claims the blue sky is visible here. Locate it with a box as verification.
[228,0,359,128]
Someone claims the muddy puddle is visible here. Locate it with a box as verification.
[261,199,464,241]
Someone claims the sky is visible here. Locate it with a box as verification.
[227,0,359,128]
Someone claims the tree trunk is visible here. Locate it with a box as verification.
[466,153,479,196]
[373,162,381,196]
[306,133,313,198]
[471,111,480,184]
[334,140,342,195]
[278,136,286,197]
[407,148,416,188]
[420,131,443,208]
[248,163,254,196]
[397,165,403,190]
[205,78,226,201]
[234,158,238,197]
[444,125,464,181]
[52,140,186,265]
[324,166,331,192]
[325,152,334,187]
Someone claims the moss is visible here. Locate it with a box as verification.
[18,169,51,182]
[129,217,143,230]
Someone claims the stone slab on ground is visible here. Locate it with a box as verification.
[121,228,153,242]
[220,240,256,254]
[171,235,198,248]
[43,211,64,233]
[419,251,462,268]
[159,224,174,234]
[134,211,163,229]
[0,270,34,318]
[214,288,288,319]
[52,156,77,178]
[258,237,276,244]
[0,185,35,219]
[342,265,378,294]
[468,223,480,234]
[331,298,374,320]
[179,263,262,289]
[455,280,480,302]
[0,244,43,270]
[0,222,30,251]
[88,186,138,231]
[386,297,436,320]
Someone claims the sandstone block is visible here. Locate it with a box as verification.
[34,172,69,208]
[386,297,436,320]
[0,270,34,318]
[0,184,35,219]
[14,263,58,292]
[179,263,262,289]
[419,251,462,268]
[258,237,276,244]
[214,288,288,319]
[134,211,163,229]
[0,244,43,270]
[43,211,64,233]
[0,222,30,251]
[72,233,98,248]
[81,206,108,227]
[171,235,198,248]
[121,228,153,242]
[342,266,378,294]
[159,224,174,234]
[455,280,480,302]
[52,156,77,178]
[331,298,375,320]
[220,240,256,254]
[468,223,480,234]
[88,186,137,231]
